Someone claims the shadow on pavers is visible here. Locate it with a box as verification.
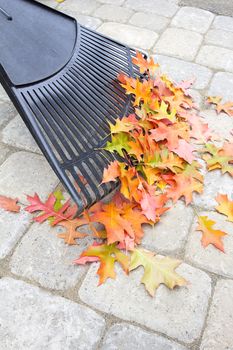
[179,0,233,16]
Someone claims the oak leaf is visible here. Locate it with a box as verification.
[129,248,187,296]
[25,193,77,225]
[0,195,20,213]
[132,51,159,75]
[57,218,88,245]
[74,243,129,284]
[215,194,233,222]
[197,216,227,252]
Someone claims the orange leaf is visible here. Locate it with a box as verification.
[102,161,120,183]
[0,195,20,213]
[206,96,222,105]
[215,194,233,222]
[197,216,227,252]
[216,101,233,117]
[132,51,159,75]
[57,218,88,245]
[74,243,129,285]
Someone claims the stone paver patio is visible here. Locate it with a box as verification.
[1,0,233,349]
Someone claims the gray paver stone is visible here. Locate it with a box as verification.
[201,280,233,350]
[101,323,187,350]
[193,171,233,210]
[98,23,158,50]
[72,14,102,29]
[0,84,10,102]
[10,221,93,291]
[200,109,233,140]
[0,145,10,165]
[189,89,203,108]
[154,55,212,89]
[0,209,30,260]
[58,0,99,16]
[208,72,233,102]
[79,262,211,343]
[2,115,41,153]
[129,12,169,33]
[155,28,203,61]
[171,6,214,33]
[185,211,233,277]
[0,102,18,128]
[212,15,233,32]
[0,277,105,350]
[0,151,58,204]
[125,0,179,18]
[142,201,194,254]
[196,45,233,72]
[94,5,133,23]
[205,29,233,50]
[98,0,125,4]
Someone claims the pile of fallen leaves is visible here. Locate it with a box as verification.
[1,52,233,296]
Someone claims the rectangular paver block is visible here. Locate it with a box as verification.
[208,72,233,102]
[2,115,41,154]
[129,12,169,33]
[201,280,233,350]
[58,0,99,16]
[69,14,102,29]
[79,262,211,343]
[0,152,58,204]
[0,277,105,350]
[101,323,187,350]
[143,201,194,254]
[98,22,158,50]
[94,5,133,23]
[0,209,30,260]
[154,55,212,89]
[10,221,93,291]
[171,7,214,33]
[196,45,233,72]
[212,15,233,32]
[155,28,203,61]
[185,211,233,278]
[0,102,17,128]
[205,29,233,50]
[125,0,179,18]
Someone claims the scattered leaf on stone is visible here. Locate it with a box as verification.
[0,195,20,213]
[74,243,130,285]
[201,142,233,177]
[25,193,77,225]
[197,216,227,252]
[57,218,88,245]
[206,96,233,117]
[129,248,187,296]
[215,194,233,222]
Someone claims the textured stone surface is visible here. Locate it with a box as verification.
[0,84,10,102]
[58,0,99,16]
[98,23,158,49]
[196,45,233,72]
[208,72,233,102]
[200,109,233,140]
[0,145,10,165]
[101,323,187,350]
[0,209,30,260]
[94,5,133,23]
[74,14,102,29]
[193,171,233,210]
[0,102,18,128]
[155,28,203,61]
[185,211,233,277]
[10,221,92,291]
[98,0,125,4]
[201,280,233,350]
[0,278,105,349]
[154,55,212,89]
[2,115,41,153]
[0,152,58,204]
[125,0,179,17]
[79,263,211,343]
[142,201,194,254]
[171,7,214,33]
[205,29,233,50]
[189,89,203,108]
[129,12,169,33]
[212,15,233,32]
